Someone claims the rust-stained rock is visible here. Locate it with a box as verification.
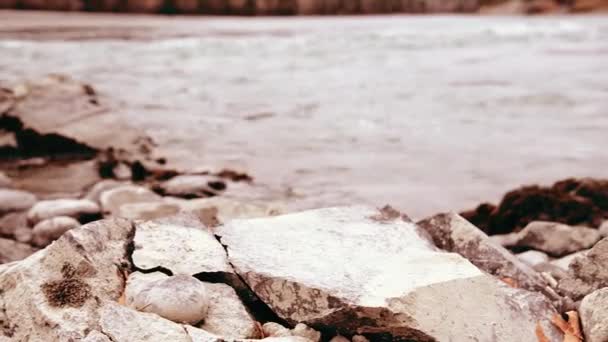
[0,218,133,340]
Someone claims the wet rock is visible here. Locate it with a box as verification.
[599,220,608,238]
[126,272,209,324]
[84,179,126,204]
[27,198,101,225]
[1,75,153,194]
[417,212,551,295]
[132,218,232,275]
[579,287,608,342]
[218,206,561,341]
[199,282,260,339]
[551,249,589,270]
[32,216,81,247]
[516,221,601,257]
[0,211,28,238]
[558,237,608,300]
[461,178,608,235]
[157,175,226,199]
[99,185,161,216]
[0,218,132,340]
[517,250,550,267]
[0,237,36,263]
[0,189,37,214]
[118,201,180,221]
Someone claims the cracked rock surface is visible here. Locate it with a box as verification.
[217,206,562,342]
[132,217,232,275]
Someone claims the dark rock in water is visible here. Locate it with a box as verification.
[461,178,608,235]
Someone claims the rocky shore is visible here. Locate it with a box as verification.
[2,75,608,341]
[0,0,606,14]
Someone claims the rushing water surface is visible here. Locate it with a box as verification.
[1,12,608,218]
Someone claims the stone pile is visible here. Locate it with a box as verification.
[0,169,280,264]
[1,203,607,341]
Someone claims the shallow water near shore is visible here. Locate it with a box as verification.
[1,12,607,218]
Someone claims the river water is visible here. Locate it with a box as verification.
[1,12,607,218]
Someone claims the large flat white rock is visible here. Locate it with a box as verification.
[217,206,561,341]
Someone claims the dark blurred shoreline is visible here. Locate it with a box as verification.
[0,0,607,16]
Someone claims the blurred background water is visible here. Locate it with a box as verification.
[1,14,607,218]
